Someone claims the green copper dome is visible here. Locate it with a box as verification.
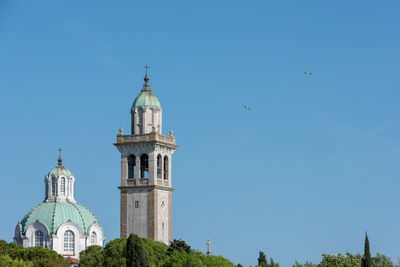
[132,91,161,110]
[132,73,161,110]
[19,202,100,235]
[46,165,73,179]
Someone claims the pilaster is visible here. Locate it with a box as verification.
[120,191,127,238]
[121,157,127,186]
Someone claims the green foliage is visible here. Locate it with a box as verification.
[92,237,234,267]
[256,251,279,267]
[372,253,396,267]
[258,251,267,266]
[0,254,34,267]
[0,240,68,267]
[237,264,243,267]
[167,239,191,255]
[362,233,372,267]
[79,245,103,267]
[126,234,149,267]
[141,238,168,267]
[320,252,362,267]
[160,250,234,267]
[292,260,317,267]
[103,238,127,267]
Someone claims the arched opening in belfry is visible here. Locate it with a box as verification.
[157,154,162,179]
[128,155,136,179]
[140,154,149,178]
[163,156,169,180]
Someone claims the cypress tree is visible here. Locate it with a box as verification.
[362,232,372,267]
[126,234,149,267]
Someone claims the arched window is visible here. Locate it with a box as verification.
[69,179,72,195]
[157,154,162,179]
[35,230,43,247]
[60,177,65,194]
[91,231,97,245]
[128,155,136,179]
[63,230,74,253]
[51,177,57,196]
[140,154,149,178]
[163,156,169,180]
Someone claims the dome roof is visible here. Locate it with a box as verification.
[19,202,100,235]
[132,73,161,110]
[132,91,161,110]
[46,165,73,179]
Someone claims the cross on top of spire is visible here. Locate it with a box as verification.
[143,64,150,89]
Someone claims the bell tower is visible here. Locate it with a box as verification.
[114,69,177,244]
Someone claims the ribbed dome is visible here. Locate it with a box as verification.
[46,165,73,179]
[19,202,100,235]
[132,91,161,110]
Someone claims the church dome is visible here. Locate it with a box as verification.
[132,73,161,110]
[132,91,161,110]
[14,154,105,259]
[19,202,101,236]
[46,165,73,179]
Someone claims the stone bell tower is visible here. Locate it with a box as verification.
[114,69,178,244]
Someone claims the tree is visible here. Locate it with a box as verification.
[103,238,127,267]
[372,253,396,267]
[0,254,34,267]
[141,238,168,267]
[320,252,361,267]
[167,239,191,255]
[237,264,243,267]
[258,251,267,266]
[80,245,103,267]
[292,260,317,267]
[362,233,372,267]
[126,233,150,267]
[257,251,279,267]
[0,240,69,267]
[160,250,233,267]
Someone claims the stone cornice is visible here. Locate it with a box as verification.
[114,132,178,149]
[118,185,175,192]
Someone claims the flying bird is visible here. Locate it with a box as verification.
[303,71,312,76]
[243,105,251,111]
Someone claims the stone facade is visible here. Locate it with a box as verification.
[115,73,177,244]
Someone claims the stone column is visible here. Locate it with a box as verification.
[168,155,172,187]
[160,156,164,181]
[135,157,140,180]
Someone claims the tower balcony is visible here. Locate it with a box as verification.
[115,131,177,147]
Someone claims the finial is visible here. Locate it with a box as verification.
[142,64,151,91]
[58,148,63,166]
[118,128,123,137]
[144,64,150,83]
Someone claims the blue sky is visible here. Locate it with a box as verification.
[1,1,400,266]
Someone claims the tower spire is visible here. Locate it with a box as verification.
[58,148,63,166]
[142,65,151,91]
